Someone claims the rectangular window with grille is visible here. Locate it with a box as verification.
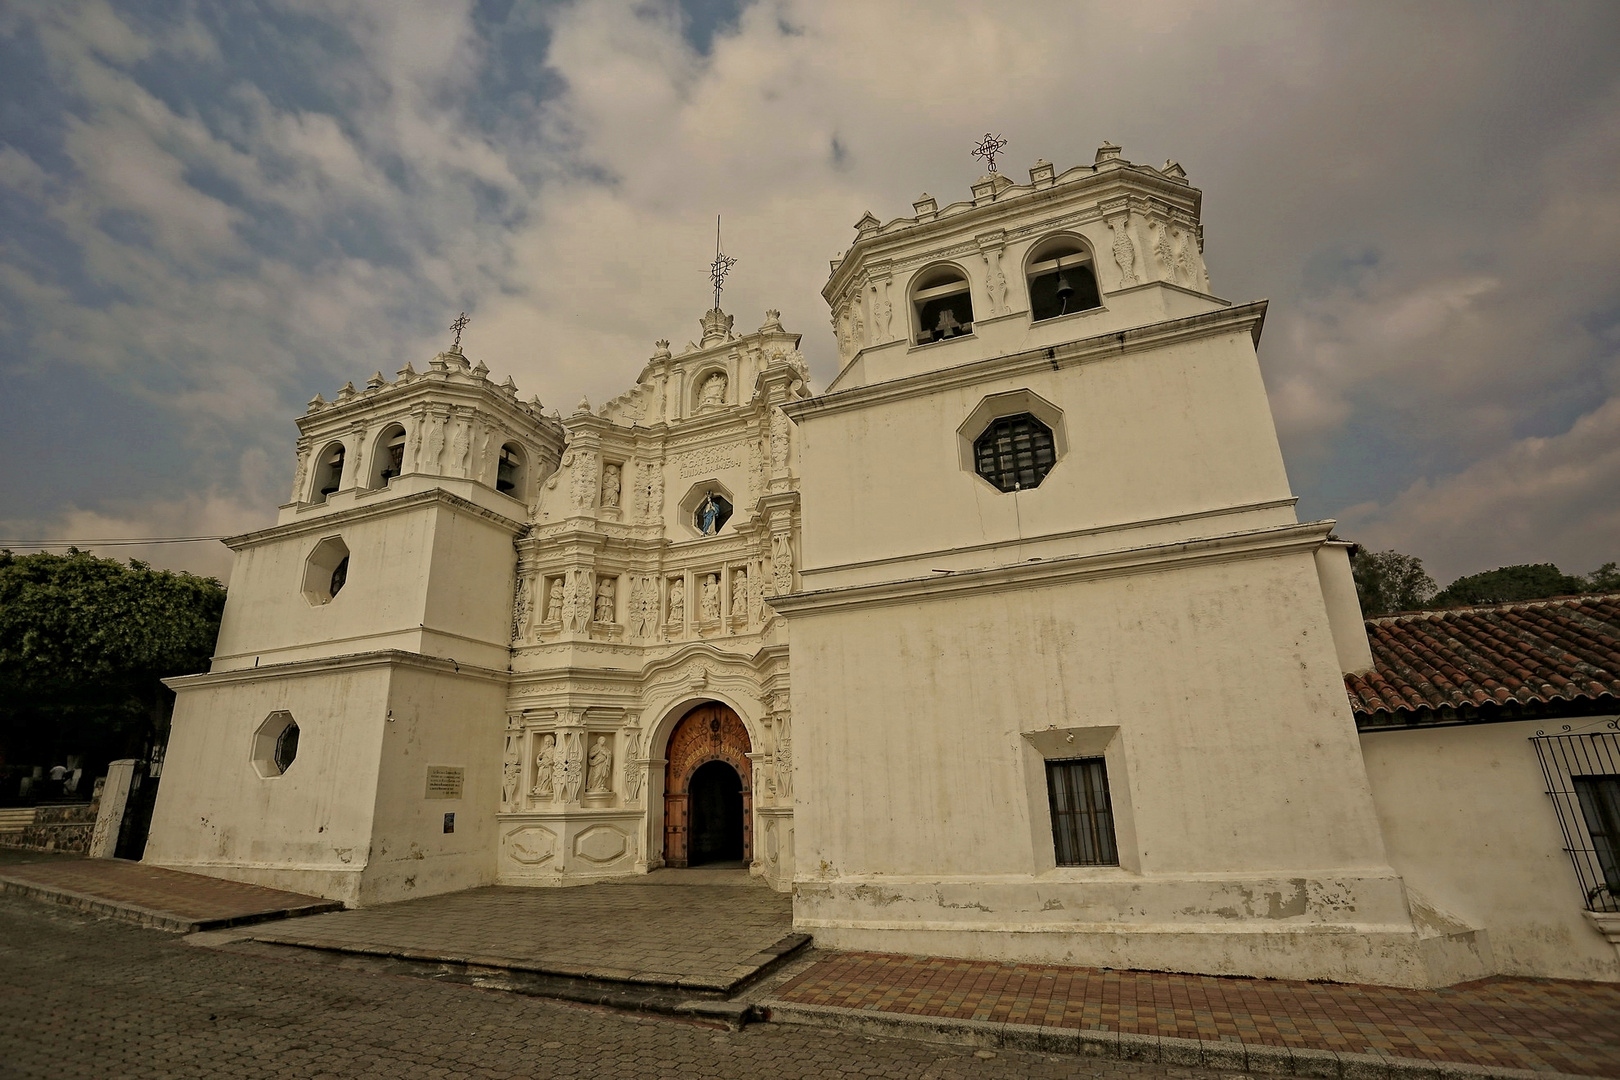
[1046,758,1119,866]
[1574,774,1620,901]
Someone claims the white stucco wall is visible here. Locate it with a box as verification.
[145,662,391,904]
[1360,717,1620,981]
[795,321,1293,589]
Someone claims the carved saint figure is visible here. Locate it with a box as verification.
[586,736,612,793]
[732,569,748,619]
[594,577,616,624]
[701,573,721,622]
[700,371,727,410]
[601,463,621,507]
[697,492,722,536]
[531,734,556,798]
[545,577,564,624]
[668,578,686,624]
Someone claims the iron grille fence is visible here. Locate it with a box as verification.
[1530,721,1620,912]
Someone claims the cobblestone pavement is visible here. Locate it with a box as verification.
[0,896,1242,1080]
[0,858,338,929]
[250,878,796,988]
[775,951,1620,1076]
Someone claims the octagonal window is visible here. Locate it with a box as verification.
[302,535,351,605]
[252,711,301,778]
[974,413,1057,492]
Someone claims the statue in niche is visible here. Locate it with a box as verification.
[545,577,564,624]
[601,463,621,508]
[502,753,521,805]
[586,736,613,794]
[696,492,723,536]
[668,578,686,624]
[700,573,721,622]
[531,734,556,798]
[732,569,748,619]
[700,371,727,411]
[594,577,616,624]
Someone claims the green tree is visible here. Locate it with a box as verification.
[1585,562,1620,592]
[0,549,225,776]
[1350,548,1437,617]
[1430,563,1587,608]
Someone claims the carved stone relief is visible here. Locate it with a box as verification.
[700,371,728,411]
[570,450,598,508]
[290,440,310,503]
[769,409,790,473]
[775,713,793,800]
[560,731,584,802]
[771,533,794,595]
[511,576,531,643]
[1107,214,1138,288]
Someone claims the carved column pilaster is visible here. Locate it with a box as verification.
[977,230,1008,317]
[556,715,587,806]
[290,437,312,504]
[501,715,524,810]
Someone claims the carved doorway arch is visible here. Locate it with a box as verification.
[663,702,752,867]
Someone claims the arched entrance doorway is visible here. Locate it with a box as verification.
[663,702,752,867]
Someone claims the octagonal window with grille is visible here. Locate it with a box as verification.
[973,413,1057,492]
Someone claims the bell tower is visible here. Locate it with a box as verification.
[773,144,1480,987]
[146,335,565,905]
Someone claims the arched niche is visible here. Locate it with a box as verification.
[367,423,407,489]
[910,262,975,345]
[1025,233,1102,321]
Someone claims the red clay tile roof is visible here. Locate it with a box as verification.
[1348,593,1620,728]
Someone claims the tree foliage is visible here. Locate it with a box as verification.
[1430,563,1588,608]
[1350,548,1437,617]
[0,549,225,770]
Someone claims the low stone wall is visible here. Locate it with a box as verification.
[0,803,98,855]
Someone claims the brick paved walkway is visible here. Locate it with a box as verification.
[250,876,799,992]
[773,952,1620,1076]
[0,895,1220,1080]
[0,857,339,931]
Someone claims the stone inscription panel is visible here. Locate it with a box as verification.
[425,766,465,800]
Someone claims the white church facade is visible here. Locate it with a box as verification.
[145,143,1620,988]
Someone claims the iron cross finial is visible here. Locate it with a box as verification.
[709,215,737,311]
[450,312,470,349]
[971,132,1009,173]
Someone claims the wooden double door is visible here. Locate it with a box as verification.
[663,703,752,867]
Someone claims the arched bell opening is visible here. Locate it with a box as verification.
[661,701,752,868]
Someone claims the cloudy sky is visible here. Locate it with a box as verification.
[1,0,1616,586]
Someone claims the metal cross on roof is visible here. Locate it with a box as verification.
[971,132,1009,173]
[449,312,470,349]
[709,215,737,311]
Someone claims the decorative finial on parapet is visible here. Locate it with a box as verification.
[449,311,470,350]
[1095,141,1122,164]
[971,132,1009,173]
[366,371,386,390]
[759,309,784,334]
[576,395,591,415]
[652,339,672,360]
